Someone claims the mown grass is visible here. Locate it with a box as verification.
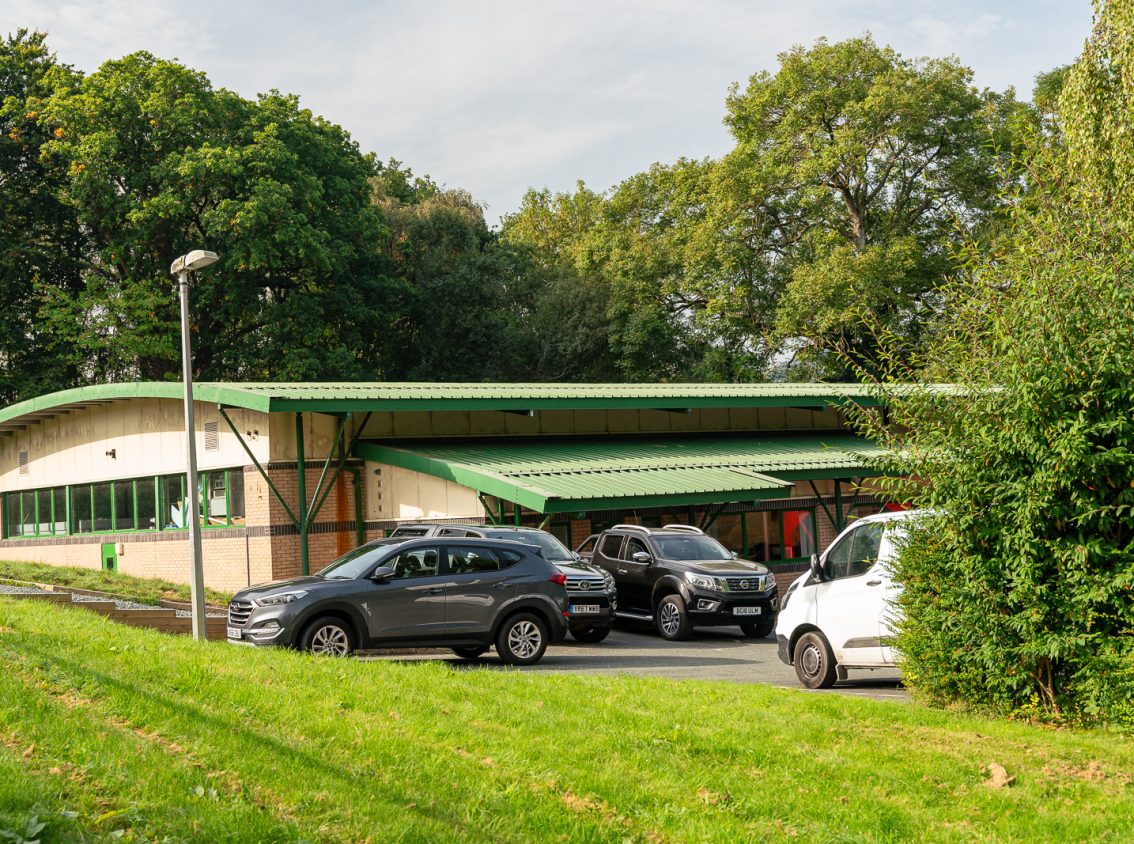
[1,598,1133,843]
[0,560,233,607]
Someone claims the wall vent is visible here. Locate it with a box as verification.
[203,421,220,452]
[18,451,29,475]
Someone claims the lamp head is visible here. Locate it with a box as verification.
[170,250,219,275]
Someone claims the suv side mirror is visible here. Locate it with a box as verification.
[370,565,395,582]
[809,553,824,582]
[632,551,652,564]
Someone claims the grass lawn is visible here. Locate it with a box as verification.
[1,598,1133,843]
[0,560,233,608]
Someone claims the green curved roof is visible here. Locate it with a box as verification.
[0,381,890,435]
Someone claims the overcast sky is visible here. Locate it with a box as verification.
[3,1,1093,223]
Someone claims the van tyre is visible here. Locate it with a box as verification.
[656,594,692,641]
[451,646,488,660]
[570,625,610,644]
[793,631,837,689]
[741,619,776,639]
[496,613,548,666]
[300,616,354,657]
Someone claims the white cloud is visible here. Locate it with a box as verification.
[2,0,1093,220]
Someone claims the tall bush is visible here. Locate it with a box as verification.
[858,0,1134,725]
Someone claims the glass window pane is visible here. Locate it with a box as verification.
[227,471,245,525]
[92,483,112,532]
[161,475,186,528]
[447,545,500,574]
[782,510,816,560]
[72,484,92,534]
[712,514,742,554]
[53,488,67,534]
[136,478,156,531]
[389,547,440,579]
[113,481,135,531]
[204,471,227,525]
[5,494,22,537]
[742,512,781,562]
[21,491,35,535]
[37,489,52,535]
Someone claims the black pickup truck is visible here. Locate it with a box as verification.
[390,523,617,642]
[578,524,778,641]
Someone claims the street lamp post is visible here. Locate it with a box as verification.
[170,249,219,642]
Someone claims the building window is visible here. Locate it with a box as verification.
[113,480,135,531]
[1,467,249,538]
[713,508,818,564]
[73,484,92,533]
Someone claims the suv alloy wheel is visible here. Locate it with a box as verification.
[301,616,355,656]
[496,613,549,665]
[656,594,692,641]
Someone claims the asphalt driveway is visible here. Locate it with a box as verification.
[360,623,906,702]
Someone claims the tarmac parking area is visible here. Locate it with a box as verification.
[360,623,907,702]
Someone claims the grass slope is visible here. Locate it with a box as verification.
[0,560,233,607]
[1,598,1133,843]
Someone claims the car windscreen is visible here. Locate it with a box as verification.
[653,535,733,561]
[486,529,571,562]
[318,539,402,579]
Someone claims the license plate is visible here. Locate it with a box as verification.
[571,604,601,615]
[227,626,243,640]
[733,606,761,616]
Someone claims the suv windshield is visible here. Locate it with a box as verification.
[488,529,571,562]
[318,539,403,579]
[653,535,733,561]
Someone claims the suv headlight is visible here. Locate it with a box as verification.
[685,573,721,591]
[255,590,308,607]
[603,572,616,591]
[763,574,778,592]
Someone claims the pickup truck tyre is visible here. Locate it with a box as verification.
[793,631,837,689]
[656,594,692,641]
[570,624,610,643]
[300,616,355,657]
[496,613,549,666]
[451,646,489,659]
[740,619,776,639]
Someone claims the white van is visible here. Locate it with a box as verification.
[774,510,921,688]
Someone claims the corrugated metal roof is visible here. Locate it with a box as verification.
[0,381,896,435]
[355,435,883,513]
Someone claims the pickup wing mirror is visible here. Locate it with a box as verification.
[731,551,739,559]
[369,565,396,582]
[631,551,652,564]
[809,553,824,582]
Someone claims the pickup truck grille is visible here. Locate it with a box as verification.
[565,575,608,593]
[723,576,775,592]
[227,600,254,626]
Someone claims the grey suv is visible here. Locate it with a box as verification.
[390,524,617,643]
[226,536,569,664]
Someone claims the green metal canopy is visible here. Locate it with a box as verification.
[0,381,900,435]
[354,435,884,514]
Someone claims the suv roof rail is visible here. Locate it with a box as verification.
[661,524,704,534]
[611,523,652,533]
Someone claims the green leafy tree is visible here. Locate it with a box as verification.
[0,30,83,402]
[723,35,1017,378]
[858,1,1134,725]
[40,51,400,382]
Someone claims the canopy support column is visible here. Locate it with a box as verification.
[295,413,309,575]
